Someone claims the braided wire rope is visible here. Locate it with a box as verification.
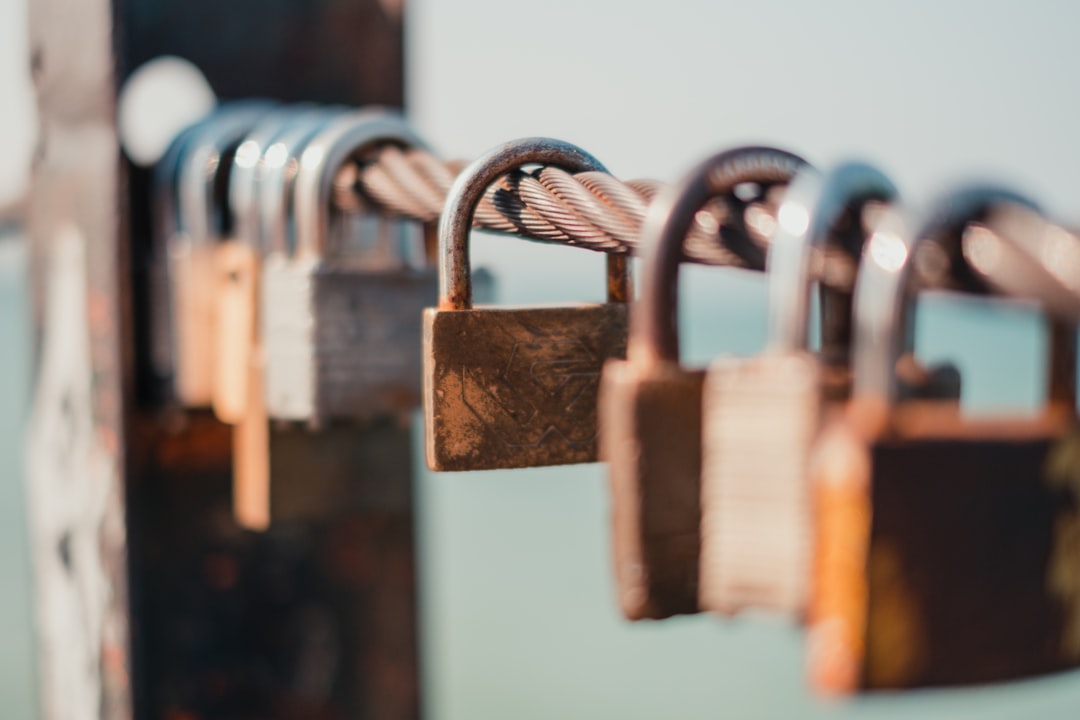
[332,144,862,290]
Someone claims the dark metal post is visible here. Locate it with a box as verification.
[26,1,417,717]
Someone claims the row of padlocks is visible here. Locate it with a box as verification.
[151,101,1080,695]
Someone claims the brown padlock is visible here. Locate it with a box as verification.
[808,187,1080,693]
[423,137,630,471]
[699,162,899,618]
[599,146,808,620]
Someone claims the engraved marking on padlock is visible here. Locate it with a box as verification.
[809,188,1080,694]
[700,163,898,618]
[424,137,631,471]
[599,146,809,620]
[456,315,609,447]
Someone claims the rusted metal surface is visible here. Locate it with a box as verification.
[600,146,807,621]
[425,303,629,471]
[809,406,1080,692]
[600,360,704,619]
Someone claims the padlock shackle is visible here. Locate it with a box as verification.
[229,104,320,251]
[965,204,1080,323]
[257,107,347,257]
[963,204,1080,408]
[175,101,277,250]
[438,137,619,309]
[852,185,1070,407]
[293,109,426,260]
[154,121,202,254]
[767,162,898,354]
[631,146,808,365]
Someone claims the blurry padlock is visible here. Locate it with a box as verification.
[422,137,630,471]
[153,101,275,407]
[963,202,1080,323]
[262,109,435,426]
[213,106,338,424]
[220,107,343,529]
[808,187,1080,693]
[599,146,808,620]
[698,162,898,617]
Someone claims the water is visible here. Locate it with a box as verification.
[2,232,1079,717]
[0,236,38,718]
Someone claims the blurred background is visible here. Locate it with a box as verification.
[4,0,1080,717]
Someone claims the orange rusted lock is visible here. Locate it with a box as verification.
[808,188,1080,693]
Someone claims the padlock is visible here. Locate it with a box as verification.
[422,137,632,471]
[697,162,899,617]
[807,187,1080,693]
[217,106,342,529]
[261,109,435,426]
[599,146,809,620]
[153,101,275,407]
[962,202,1080,323]
[213,105,326,424]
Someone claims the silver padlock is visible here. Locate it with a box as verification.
[698,163,896,617]
[214,105,332,424]
[698,163,963,617]
[262,109,437,426]
[152,101,275,407]
[228,107,346,528]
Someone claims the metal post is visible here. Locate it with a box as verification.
[26,1,416,717]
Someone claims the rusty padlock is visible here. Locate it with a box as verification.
[261,109,434,426]
[153,101,275,407]
[698,162,899,618]
[599,146,808,620]
[808,187,1080,693]
[423,138,631,471]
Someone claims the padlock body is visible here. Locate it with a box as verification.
[170,241,219,406]
[423,303,627,470]
[213,240,259,424]
[313,266,437,419]
[810,406,1080,693]
[699,352,821,616]
[599,358,703,620]
[264,258,437,423]
[262,253,317,420]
